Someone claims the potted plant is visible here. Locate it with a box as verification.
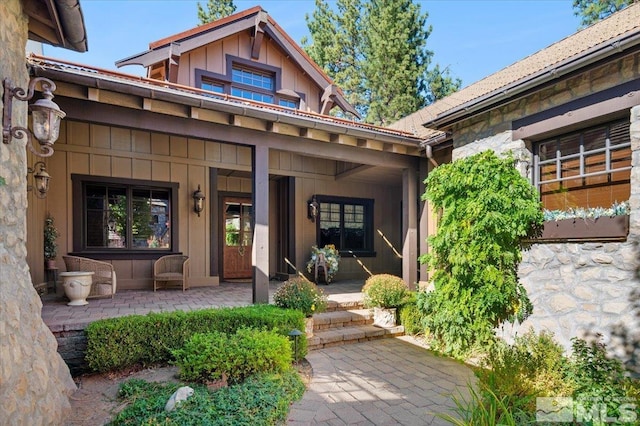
[362,274,410,327]
[306,244,340,284]
[538,201,630,242]
[43,214,59,269]
[273,276,328,337]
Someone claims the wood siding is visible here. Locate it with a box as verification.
[27,120,404,289]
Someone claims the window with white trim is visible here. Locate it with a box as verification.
[534,120,631,211]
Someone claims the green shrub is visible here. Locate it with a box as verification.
[477,330,573,413]
[173,328,292,384]
[361,274,409,308]
[86,304,306,373]
[111,371,305,425]
[273,276,327,317]
[398,293,424,335]
[419,151,543,358]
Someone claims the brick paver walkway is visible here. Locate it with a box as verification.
[288,337,475,425]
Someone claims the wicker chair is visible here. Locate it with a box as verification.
[153,255,190,291]
[62,255,117,298]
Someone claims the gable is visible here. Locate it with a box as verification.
[115,6,358,117]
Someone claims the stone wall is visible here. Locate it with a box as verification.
[0,1,77,424]
[452,97,640,369]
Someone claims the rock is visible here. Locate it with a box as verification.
[165,386,194,412]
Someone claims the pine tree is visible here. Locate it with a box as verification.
[197,0,237,25]
[303,0,460,125]
[573,0,635,27]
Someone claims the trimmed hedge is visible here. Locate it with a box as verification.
[173,329,293,384]
[85,304,306,373]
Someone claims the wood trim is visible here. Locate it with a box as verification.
[210,168,219,276]
[55,97,418,169]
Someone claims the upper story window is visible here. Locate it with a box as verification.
[72,175,179,257]
[315,195,374,256]
[533,120,631,211]
[195,55,301,109]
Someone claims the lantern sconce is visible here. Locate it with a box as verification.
[27,161,51,199]
[3,76,66,158]
[193,185,205,217]
[307,196,319,222]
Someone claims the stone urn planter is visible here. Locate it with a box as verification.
[373,307,397,328]
[60,271,94,306]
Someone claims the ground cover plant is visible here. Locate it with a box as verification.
[439,331,640,425]
[109,370,305,425]
[419,150,543,358]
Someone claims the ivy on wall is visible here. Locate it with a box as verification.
[418,150,544,358]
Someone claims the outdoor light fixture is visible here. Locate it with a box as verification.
[288,328,303,363]
[193,185,205,216]
[307,196,319,222]
[2,76,66,158]
[27,161,51,199]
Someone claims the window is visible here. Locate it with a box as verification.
[195,57,299,109]
[534,120,631,211]
[201,81,224,94]
[315,195,374,255]
[72,175,179,256]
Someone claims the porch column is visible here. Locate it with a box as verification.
[252,145,270,303]
[418,158,429,285]
[402,166,418,289]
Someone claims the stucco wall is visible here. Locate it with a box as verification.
[0,1,77,424]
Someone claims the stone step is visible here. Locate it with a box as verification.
[312,309,373,331]
[307,324,404,351]
[326,297,364,312]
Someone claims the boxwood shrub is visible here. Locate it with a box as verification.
[173,328,293,384]
[85,304,306,373]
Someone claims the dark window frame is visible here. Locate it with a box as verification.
[195,55,301,108]
[533,119,631,211]
[71,174,180,260]
[314,195,375,257]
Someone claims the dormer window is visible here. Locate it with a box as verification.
[195,55,301,109]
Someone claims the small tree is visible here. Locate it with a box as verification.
[418,150,543,358]
[44,214,59,262]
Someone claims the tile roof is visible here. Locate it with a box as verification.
[389,2,640,139]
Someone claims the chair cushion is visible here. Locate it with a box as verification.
[156,272,184,280]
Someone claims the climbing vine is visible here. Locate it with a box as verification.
[418,150,543,358]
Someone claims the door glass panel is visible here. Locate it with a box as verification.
[225,202,241,246]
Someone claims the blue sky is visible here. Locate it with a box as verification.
[44,0,581,88]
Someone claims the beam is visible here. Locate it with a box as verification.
[252,145,270,303]
[335,164,372,180]
[402,166,418,289]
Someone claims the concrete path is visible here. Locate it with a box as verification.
[287,336,476,425]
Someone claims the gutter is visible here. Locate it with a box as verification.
[29,62,421,147]
[54,0,88,52]
[425,30,640,130]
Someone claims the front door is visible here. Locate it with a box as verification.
[222,197,253,279]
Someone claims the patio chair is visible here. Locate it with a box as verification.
[153,255,190,291]
[62,255,117,298]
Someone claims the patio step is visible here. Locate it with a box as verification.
[307,324,404,350]
[307,308,404,351]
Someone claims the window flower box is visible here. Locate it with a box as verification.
[538,215,629,242]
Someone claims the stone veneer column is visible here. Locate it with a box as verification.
[0,1,77,424]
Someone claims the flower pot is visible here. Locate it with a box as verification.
[45,259,56,269]
[373,307,397,328]
[60,271,94,306]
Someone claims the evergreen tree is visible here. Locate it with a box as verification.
[303,0,460,125]
[197,0,237,24]
[573,0,635,27]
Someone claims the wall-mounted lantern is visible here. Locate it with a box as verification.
[2,77,66,158]
[308,196,319,222]
[193,185,205,217]
[27,161,51,199]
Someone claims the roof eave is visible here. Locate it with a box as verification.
[424,30,640,130]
